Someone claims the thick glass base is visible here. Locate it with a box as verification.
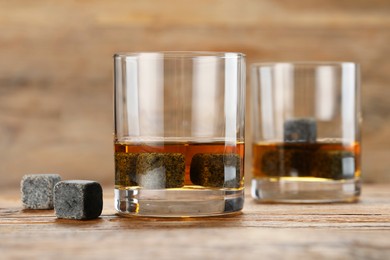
[115,187,244,217]
[251,177,361,203]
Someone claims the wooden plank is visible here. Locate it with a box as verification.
[1,184,389,229]
[0,184,389,259]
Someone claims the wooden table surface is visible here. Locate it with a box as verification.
[1,184,389,259]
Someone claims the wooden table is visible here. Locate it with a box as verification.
[1,184,389,259]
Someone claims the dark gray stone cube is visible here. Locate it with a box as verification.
[190,153,242,188]
[313,151,356,180]
[136,153,185,189]
[284,118,317,143]
[261,146,316,177]
[261,150,289,177]
[20,174,62,209]
[115,152,139,186]
[54,180,103,220]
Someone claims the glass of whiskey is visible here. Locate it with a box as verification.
[250,62,361,203]
[114,52,246,216]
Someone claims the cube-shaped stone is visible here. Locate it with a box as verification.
[261,145,321,177]
[54,180,103,220]
[261,150,290,177]
[289,149,314,176]
[136,153,185,189]
[20,174,62,209]
[284,118,317,143]
[260,145,356,180]
[313,151,356,180]
[190,153,241,188]
[115,152,139,186]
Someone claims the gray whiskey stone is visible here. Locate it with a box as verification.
[21,174,62,209]
[261,150,289,177]
[136,153,185,189]
[115,152,139,186]
[261,147,315,177]
[190,153,242,188]
[284,118,317,143]
[313,151,356,180]
[54,180,103,220]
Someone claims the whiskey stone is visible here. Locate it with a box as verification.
[190,153,241,188]
[261,150,289,177]
[21,174,61,209]
[54,180,103,220]
[115,152,139,186]
[261,148,314,177]
[313,151,355,180]
[284,118,317,143]
[136,153,185,189]
[289,150,314,177]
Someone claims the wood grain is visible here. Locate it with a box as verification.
[0,0,389,187]
[0,184,389,259]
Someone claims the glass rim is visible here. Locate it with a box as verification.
[114,51,246,59]
[250,61,358,68]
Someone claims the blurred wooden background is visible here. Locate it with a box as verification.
[0,0,389,188]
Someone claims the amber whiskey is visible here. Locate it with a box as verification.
[252,142,360,180]
[115,141,244,189]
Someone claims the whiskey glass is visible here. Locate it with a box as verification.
[114,52,246,216]
[251,62,361,203]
